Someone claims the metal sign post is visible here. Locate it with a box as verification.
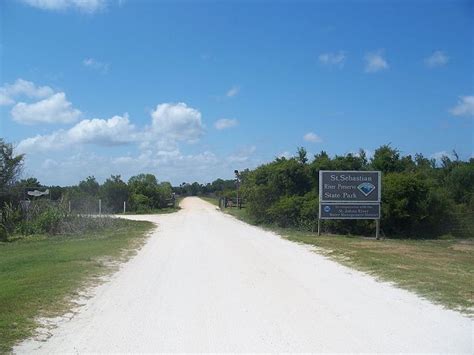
[376,219,380,240]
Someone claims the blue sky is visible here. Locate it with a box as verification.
[1,0,473,186]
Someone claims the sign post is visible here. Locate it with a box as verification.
[319,171,381,238]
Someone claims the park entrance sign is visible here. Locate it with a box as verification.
[319,171,381,203]
[318,171,382,238]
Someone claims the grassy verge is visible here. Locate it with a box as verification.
[123,206,181,215]
[0,218,154,353]
[218,203,474,316]
[199,196,219,207]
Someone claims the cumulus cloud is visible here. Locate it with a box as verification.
[14,98,260,185]
[350,148,374,160]
[19,0,107,13]
[83,58,109,73]
[11,92,82,125]
[318,51,346,67]
[425,51,449,68]
[214,118,238,130]
[226,85,240,98]
[303,132,322,143]
[430,151,457,165]
[228,145,256,163]
[0,78,54,106]
[1,78,83,125]
[16,101,206,154]
[17,114,136,153]
[277,151,292,159]
[150,102,204,143]
[364,50,389,73]
[449,96,474,117]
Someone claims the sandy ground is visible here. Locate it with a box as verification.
[15,197,473,353]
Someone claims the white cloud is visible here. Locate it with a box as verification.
[214,118,238,130]
[303,132,323,143]
[425,51,449,68]
[228,146,256,163]
[277,151,292,159]
[83,58,109,73]
[150,102,204,143]
[364,50,389,73]
[449,96,474,117]
[68,114,136,144]
[11,92,82,125]
[0,78,54,106]
[430,151,456,164]
[226,85,240,98]
[16,101,205,154]
[17,114,136,153]
[350,149,374,160]
[19,0,107,13]
[318,51,346,67]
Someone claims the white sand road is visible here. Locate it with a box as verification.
[15,197,472,353]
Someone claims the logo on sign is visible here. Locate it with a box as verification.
[324,205,331,213]
[357,182,376,196]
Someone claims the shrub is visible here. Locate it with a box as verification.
[268,195,304,228]
[130,193,152,213]
[57,215,122,235]
[381,172,449,238]
[299,191,319,231]
[0,203,22,241]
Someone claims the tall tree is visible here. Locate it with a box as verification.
[0,139,24,191]
[101,175,130,212]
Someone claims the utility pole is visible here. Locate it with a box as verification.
[234,170,241,209]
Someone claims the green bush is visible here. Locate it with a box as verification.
[240,146,473,239]
[33,206,64,234]
[381,173,453,238]
[130,193,152,213]
[0,203,22,241]
[299,191,319,231]
[17,203,67,235]
[268,195,304,227]
[446,162,474,204]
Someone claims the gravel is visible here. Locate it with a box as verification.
[15,197,473,353]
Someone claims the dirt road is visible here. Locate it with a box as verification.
[16,197,472,353]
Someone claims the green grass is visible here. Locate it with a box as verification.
[123,206,181,215]
[199,196,220,206]
[219,204,474,316]
[0,218,154,353]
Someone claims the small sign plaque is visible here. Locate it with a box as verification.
[319,203,380,219]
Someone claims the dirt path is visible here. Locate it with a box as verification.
[15,197,472,353]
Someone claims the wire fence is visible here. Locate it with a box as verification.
[218,197,245,209]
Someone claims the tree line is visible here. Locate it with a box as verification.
[0,138,239,239]
[235,146,473,238]
[2,138,473,239]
